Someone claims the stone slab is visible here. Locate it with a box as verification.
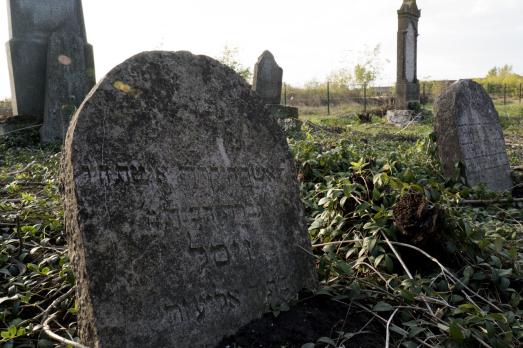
[252,51,283,104]
[6,0,92,119]
[267,104,299,120]
[434,79,512,192]
[386,110,419,126]
[40,30,95,143]
[62,51,316,348]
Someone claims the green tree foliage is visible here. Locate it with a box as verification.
[327,45,387,90]
[216,45,252,82]
[477,65,523,95]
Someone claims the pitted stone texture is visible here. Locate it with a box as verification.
[62,51,316,348]
[41,30,95,143]
[434,80,512,192]
[252,51,283,104]
[6,0,94,119]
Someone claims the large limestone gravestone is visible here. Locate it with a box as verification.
[6,0,94,119]
[253,50,298,120]
[434,80,512,192]
[62,51,316,347]
[40,30,95,143]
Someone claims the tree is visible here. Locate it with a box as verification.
[352,45,386,88]
[326,44,388,90]
[216,46,252,81]
[327,68,352,90]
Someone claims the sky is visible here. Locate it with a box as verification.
[0,0,522,98]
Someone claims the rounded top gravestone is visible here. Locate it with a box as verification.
[434,79,512,192]
[252,50,283,105]
[62,51,316,348]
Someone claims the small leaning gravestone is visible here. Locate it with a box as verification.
[434,79,512,192]
[62,51,316,347]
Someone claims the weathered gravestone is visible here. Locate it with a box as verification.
[62,51,316,347]
[252,51,299,121]
[434,79,512,192]
[253,50,282,105]
[6,0,94,119]
[40,30,95,143]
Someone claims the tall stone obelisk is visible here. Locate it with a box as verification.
[395,0,421,110]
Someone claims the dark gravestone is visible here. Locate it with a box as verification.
[40,30,95,143]
[6,0,94,119]
[434,80,512,192]
[62,51,316,347]
[253,50,283,105]
[252,51,299,120]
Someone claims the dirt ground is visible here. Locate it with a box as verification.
[217,294,384,348]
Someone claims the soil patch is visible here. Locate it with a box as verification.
[217,294,384,348]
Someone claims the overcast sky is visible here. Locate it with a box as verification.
[0,0,522,98]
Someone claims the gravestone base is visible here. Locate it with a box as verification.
[386,110,420,126]
[267,104,299,120]
[277,118,303,139]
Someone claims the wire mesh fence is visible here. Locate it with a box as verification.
[282,82,523,117]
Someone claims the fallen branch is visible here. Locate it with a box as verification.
[385,308,399,348]
[6,161,36,176]
[390,241,503,313]
[0,124,42,138]
[43,312,89,348]
[459,198,523,205]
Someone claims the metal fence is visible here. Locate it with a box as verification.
[284,82,523,116]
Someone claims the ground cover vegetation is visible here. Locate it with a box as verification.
[0,102,521,347]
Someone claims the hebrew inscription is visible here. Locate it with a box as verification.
[62,51,316,348]
[434,79,512,192]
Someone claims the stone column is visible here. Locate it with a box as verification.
[395,0,421,110]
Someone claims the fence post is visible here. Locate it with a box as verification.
[283,83,287,106]
[327,81,330,116]
[422,83,426,105]
[363,83,367,113]
[504,84,507,105]
[519,83,522,104]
